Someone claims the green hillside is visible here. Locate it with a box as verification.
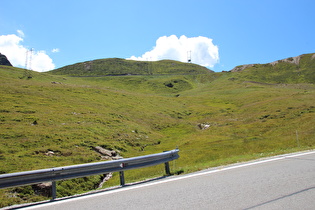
[49,58,212,76]
[230,53,315,84]
[0,54,314,207]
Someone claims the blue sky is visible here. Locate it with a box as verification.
[0,0,314,72]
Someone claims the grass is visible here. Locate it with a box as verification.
[48,58,212,76]
[0,54,315,207]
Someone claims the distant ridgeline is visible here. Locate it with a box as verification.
[0,53,12,66]
[229,53,315,84]
[48,58,212,76]
[48,53,315,84]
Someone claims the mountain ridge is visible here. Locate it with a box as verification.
[48,53,315,85]
[230,53,315,72]
[48,58,213,76]
[228,53,315,84]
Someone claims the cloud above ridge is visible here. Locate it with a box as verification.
[52,48,60,53]
[128,35,219,68]
[0,30,55,72]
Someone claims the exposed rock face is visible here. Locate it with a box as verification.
[0,53,12,66]
[230,64,255,72]
[229,54,311,72]
[270,55,301,66]
[93,146,122,188]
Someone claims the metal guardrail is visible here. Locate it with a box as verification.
[0,149,179,200]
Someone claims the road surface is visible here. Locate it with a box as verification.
[13,150,315,209]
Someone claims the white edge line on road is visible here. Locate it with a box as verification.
[23,150,315,209]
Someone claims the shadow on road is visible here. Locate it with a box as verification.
[244,186,315,209]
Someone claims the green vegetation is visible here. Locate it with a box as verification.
[233,53,315,84]
[0,55,314,207]
[49,58,212,76]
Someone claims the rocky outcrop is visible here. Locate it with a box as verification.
[93,146,122,188]
[270,55,301,66]
[32,182,52,197]
[230,64,256,72]
[93,146,122,160]
[0,53,12,66]
[229,54,310,72]
[198,123,211,130]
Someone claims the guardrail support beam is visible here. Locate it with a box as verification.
[164,162,171,175]
[51,181,56,200]
[119,171,125,186]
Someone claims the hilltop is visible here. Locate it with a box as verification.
[0,53,314,207]
[229,53,315,84]
[49,58,212,76]
[49,53,315,84]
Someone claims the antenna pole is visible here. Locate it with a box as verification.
[24,48,33,78]
[28,48,33,71]
[25,49,29,70]
[187,51,191,63]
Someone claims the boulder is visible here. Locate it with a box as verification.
[198,123,211,130]
[93,146,117,157]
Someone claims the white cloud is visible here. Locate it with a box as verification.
[31,50,55,71]
[128,35,219,68]
[52,48,60,53]
[0,30,55,72]
[17,30,25,38]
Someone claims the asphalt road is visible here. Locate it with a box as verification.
[18,150,315,210]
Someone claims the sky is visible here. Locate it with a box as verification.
[0,0,314,72]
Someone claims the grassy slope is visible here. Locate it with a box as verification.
[0,55,314,207]
[49,58,212,76]
[232,53,315,83]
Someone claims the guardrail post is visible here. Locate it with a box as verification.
[51,181,56,200]
[119,171,125,186]
[164,162,171,175]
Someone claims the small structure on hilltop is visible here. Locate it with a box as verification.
[187,51,192,63]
